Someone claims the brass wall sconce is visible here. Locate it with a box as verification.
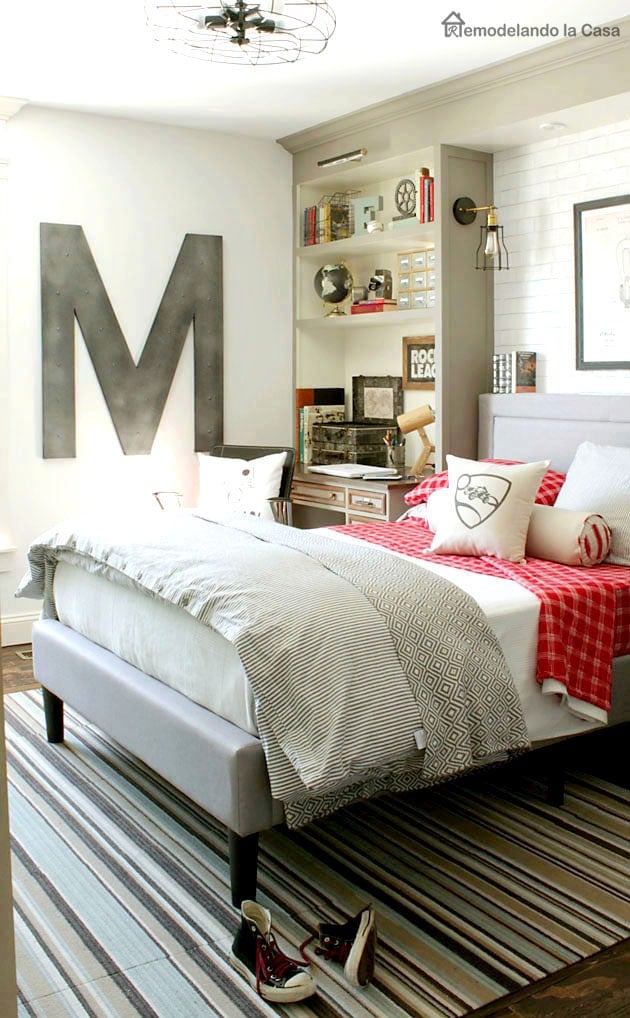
[397,404,435,475]
[452,197,509,271]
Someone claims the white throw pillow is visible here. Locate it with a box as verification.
[425,487,449,532]
[197,451,286,521]
[526,504,611,567]
[554,442,630,565]
[428,456,549,562]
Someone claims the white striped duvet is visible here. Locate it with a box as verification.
[53,535,602,747]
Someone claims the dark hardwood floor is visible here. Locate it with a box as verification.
[470,938,630,1017]
[1,644,38,695]
[2,644,628,1016]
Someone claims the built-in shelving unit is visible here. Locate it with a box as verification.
[291,137,496,470]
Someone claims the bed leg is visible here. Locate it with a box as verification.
[228,830,259,907]
[42,688,64,743]
[546,764,565,807]
[541,745,565,806]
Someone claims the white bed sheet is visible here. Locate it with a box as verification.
[53,538,604,745]
[53,562,258,735]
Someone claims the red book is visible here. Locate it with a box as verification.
[350,300,397,315]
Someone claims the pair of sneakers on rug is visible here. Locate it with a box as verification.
[231,899,377,1003]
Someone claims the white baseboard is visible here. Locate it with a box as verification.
[1,612,39,647]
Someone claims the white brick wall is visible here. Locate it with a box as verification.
[494,119,630,393]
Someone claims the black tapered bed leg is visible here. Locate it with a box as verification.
[228,830,259,907]
[546,763,565,807]
[538,742,566,806]
[42,688,65,743]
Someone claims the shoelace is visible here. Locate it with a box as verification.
[299,932,350,965]
[255,932,307,995]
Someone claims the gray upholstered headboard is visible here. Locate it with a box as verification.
[478,393,630,473]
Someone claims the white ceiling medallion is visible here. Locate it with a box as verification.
[146,1,336,65]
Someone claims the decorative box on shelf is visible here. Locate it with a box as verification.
[311,421,390,466]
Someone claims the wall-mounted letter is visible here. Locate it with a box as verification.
[41,223,223,457]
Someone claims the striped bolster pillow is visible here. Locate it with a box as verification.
[526,505,611,567]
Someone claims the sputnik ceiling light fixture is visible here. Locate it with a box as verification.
[452,197,510,271]
[146,1,336,65]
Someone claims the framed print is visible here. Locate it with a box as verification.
[402,336,436,390]
[575,194,630,370]
[352,375,403,423]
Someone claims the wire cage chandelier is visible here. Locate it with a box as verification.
[146,1,336,65]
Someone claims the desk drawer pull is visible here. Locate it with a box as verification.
[291,480,347,507]
[348,489,387,515]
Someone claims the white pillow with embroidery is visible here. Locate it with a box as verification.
[428,456,549,562]
[197,451,286,520]
[554,441,630,565]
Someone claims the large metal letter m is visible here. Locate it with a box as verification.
[41,223,223,457]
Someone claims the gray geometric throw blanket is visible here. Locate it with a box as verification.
[17,511,529,827]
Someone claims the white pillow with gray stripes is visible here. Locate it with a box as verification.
[554,441,630,566]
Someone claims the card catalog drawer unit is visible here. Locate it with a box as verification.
[291,479,346,509]
[348,488,387,516]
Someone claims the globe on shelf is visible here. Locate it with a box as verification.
[313,263,353,316]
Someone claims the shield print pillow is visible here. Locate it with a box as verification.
[455,470,512,529]
[428,456,550,561]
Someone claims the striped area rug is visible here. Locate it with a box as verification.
[6,691,629,1018]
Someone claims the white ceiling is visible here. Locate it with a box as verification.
[0,1,629,141]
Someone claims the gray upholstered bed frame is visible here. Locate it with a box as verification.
[32,399,630,905]
[478,392,630,471]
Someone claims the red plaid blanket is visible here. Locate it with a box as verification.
[331,519,630,712]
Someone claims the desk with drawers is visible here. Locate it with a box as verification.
[291,466,423,527]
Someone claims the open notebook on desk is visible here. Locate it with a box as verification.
[308,464,400,479]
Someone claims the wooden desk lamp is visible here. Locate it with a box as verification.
[396,404,435,475]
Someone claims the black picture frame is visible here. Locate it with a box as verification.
[574,194,630,370]
[402,336,436,390]
[352,375,403,423]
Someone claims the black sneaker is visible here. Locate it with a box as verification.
[307,905,376,987]
[231,900,316,1003]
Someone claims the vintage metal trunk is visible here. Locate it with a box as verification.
[311,422,390,466]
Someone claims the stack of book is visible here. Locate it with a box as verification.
[492,351,537,393]
[295,387,345,462]
[302,201,352,246]
[350,298,397,315]
[299,405,345,464]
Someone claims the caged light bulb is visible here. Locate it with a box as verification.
[484,207,500,259]
[618,237,630,309]
[484,229,500,259]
